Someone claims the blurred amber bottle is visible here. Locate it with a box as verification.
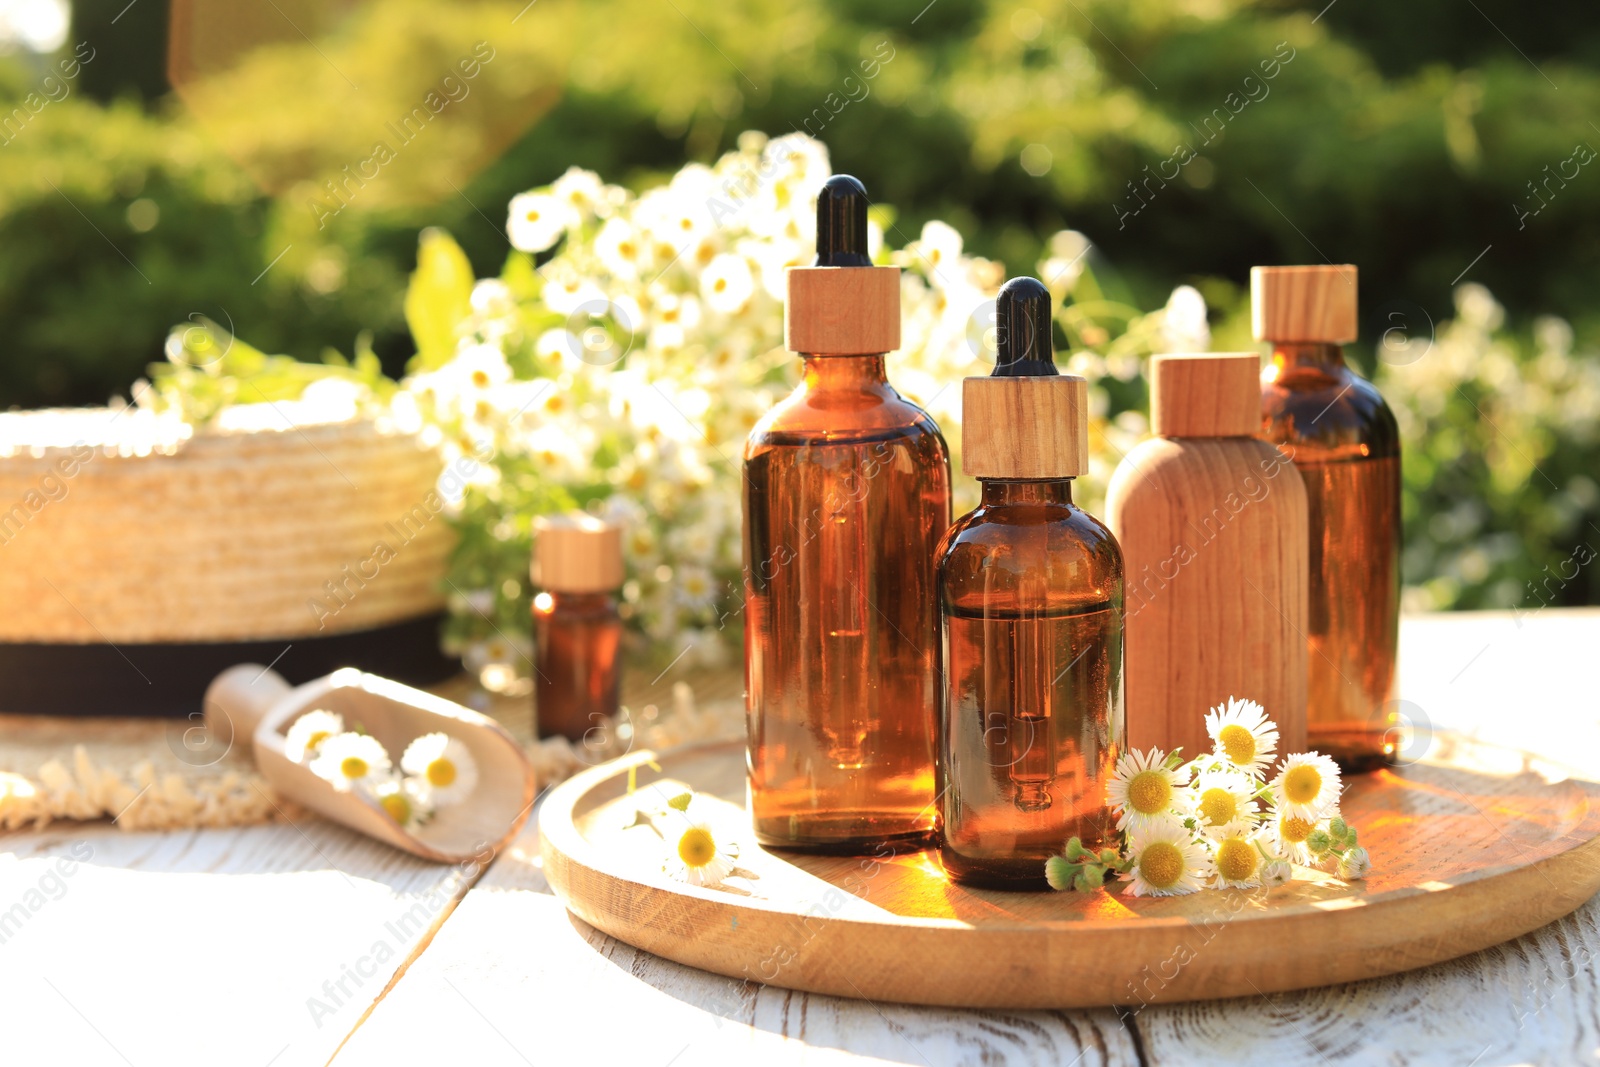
[937,278,1124,889]
[1255,265,1400,772]
[532,513,624,744]
[743,176,951,853]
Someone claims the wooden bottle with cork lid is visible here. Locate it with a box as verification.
[532,513,624,744]
[1255,265,1400,772]
[936,276,1124,888]
[1105,352,1309,761]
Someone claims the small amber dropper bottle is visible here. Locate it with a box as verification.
[1255,265,1400,772]
[743,175,952,854]
[937,277,1125,889]
[532,513,624,744]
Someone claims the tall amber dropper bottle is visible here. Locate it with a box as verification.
[937,277,1125,889]
[742,175,952,853]
[1256,265,1400,772]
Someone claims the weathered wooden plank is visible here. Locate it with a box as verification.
[0,815,485,1067]
[333,815,1141,1066]
[1130,897,1600,1066]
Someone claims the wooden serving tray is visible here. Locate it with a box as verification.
[539,735,1600,1008]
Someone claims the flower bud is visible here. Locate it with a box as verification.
[1337,846,1371,881]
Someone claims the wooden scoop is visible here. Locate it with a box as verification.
[203,665,536,864]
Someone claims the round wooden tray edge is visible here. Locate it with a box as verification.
[537,740,1600,1009]
[540,741,1600,929]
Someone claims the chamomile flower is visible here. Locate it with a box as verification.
[1190,771,1259,832]
[670,821,737,888]
[595,217,644,279]
[285,709,343,763]
[1209,827,1269,889]
[373,777,434,830]
[1271,752,1343,822]
[1205,697,1279,775]
[700,253,755,315]
[309,733,391,794]
[507,192,576,253]
[1337,846,1371,881]
[551,166,607,219]
[1271,809,1323,864]
[1106,747,1191,833]
[401,732,480,807]
[1121,815,1212,897]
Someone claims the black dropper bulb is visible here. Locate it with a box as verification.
[815,175,873,267]
[992,276,1059,376]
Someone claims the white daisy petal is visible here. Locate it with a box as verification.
[1271,752,1342,823]
[1270,806,1334,865]
[284,709,343,764]
[401,732,480,807]
[308,733,392,794]
[700,253,755,315]
[670,821,736,888]
[373,776,435,829]
[1191,770,1260,833]
[1105,747,1191,833]
[1204,697,1279,776]
[1121,813,1212,897]
[508,191,577,253]
[1209,827,1274,889]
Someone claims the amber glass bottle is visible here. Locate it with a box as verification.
[743,176,951,854]
[532,514,624,744]
[1255,265,1400,772]
[937,278,1124,889]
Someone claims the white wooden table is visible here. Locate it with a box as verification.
[3,610,1598,1067]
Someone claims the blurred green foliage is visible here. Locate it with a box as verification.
[1,0,1597,608]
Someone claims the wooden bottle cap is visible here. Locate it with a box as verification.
[532,513,623,593]
[1251,265,1358,343]
[784,266,901,355]
[784,175,900,355]
[962,375,1089,478]
[963,277,1087,479]
[1150,353,1262,438]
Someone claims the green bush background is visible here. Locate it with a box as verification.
[2,0,1596,609]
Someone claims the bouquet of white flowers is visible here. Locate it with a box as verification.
[399,131,1202,683]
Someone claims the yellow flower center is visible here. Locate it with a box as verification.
[1284,765,1323,806]
[1219,724,1257,765]
[678,827,717,869]
[1279,815,1314,843]
[526,209,540,223]
[1215,838,1259,882]
[426,758,457,788]
[380,792,411,824]
[471,369,490,388]
[1126,770,1171,815]
[1138,840,1185,889]
[1197,787,1238,826]
[306,730,331,751]
[340,756,368,780]
[714,277,728,293]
